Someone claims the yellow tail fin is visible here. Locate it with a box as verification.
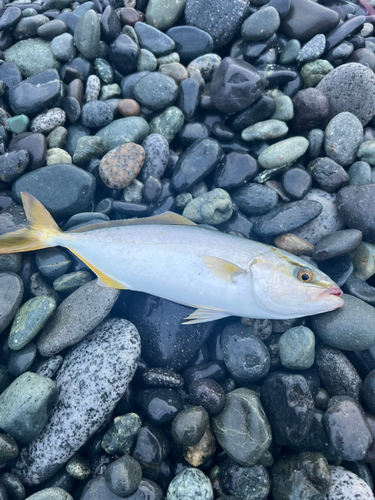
[0,192,61,254]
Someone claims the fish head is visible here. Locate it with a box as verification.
[249,247,344,319]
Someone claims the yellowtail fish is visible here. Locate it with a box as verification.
[0,193,344,323]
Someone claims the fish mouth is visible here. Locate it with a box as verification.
[319,286,344,310]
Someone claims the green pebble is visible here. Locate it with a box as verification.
[96,117,150,152]
[300,59,334,87]
[258,137,309,169]
[176,192,193,209]
[146,0,188,31]
[279,39,301,64]
[94,58,113,84]
[53,270,93,293]
[357,140,375,165]
[9,296,56,351]
[73,9,100,60]
[26,487,73,500]
[8,342,37,377]
[7,115,29,134]
[101,413,142,454]
[4,38,60,78]
[241,119,288,141]
[73,135,107,167]
[271,95,294,121]
[0,254,22,273]
[279,326,315,370]
[47,126,67,149]
[100,83,121,100]
[0,371,58,443]
[0,434,18,464]
[183,188,233,225]
[350,242,375,281]
[122,25,138,44]
[1,472,25,500]
[137,48,158,72]
[171,406,209,446]
[348,161,372,185]
[167,468,213,500]
[105,454,142,497]
[46,148,72,165]
[66,454,91,480]
[149,106,184,142]
[157,52,180,66]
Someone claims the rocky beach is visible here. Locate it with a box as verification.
[1,0,375,498]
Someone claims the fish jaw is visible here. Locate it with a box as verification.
[316,286,345,312]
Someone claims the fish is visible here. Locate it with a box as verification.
[0,192,344,323]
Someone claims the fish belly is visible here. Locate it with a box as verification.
[62,225,267,318]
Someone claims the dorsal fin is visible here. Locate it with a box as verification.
[68,212,197,233]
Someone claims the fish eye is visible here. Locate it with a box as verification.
[296,269,314,283]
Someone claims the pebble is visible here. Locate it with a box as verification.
[214,152,259,190]
[221,323,270,383]
[139,133,169,181]
[102,413,142,454]
[212,388,272,466]
[0,272,23,334]
[50,33,76,61]
[96,116,149,152]
[337,184,375,243]
[7,342,37,377]
[134,21,175,57]
[99,142,145,189]
[349,161,372,185]
[324,112,363,166]
[74,9,100,60]
[308,157,349,193]
[81,101,113,129]
[53,270,93,293]
[311,293,375,351]
[149,106,184,143]
[357,141,375,165]
[136,388,182,425]
[85,75,100,102]
[4,38,60,78]
[325,466,374,500]
[0,371,58,443]
[166,26,213,62]
[189,379,225,415]
[9,296,56,351]
[0,150,29,183]
[167,468,213,500]
[35,248,71,279]
[182,188,233,225]
[210,57,266,114]
[301,59,334,88]
[37,280,120,357]
[146,0,187,31]
[297,34,326,64]
[105,454,142,497]
[134,72,179,111]
[26,488,73,500]
[0,434,18,465]
[66,454,91,480]
[73,136,106,167]
[313,229,362,261]
[279,326,315,370]
[186,0,250,48]
[108,34,139,76]
[241,7,280,42]
[30,108,66,134]
[47,148,72,165]
[282,167,312,199]
[13,318,140,485]
[188,53,221,81]
[137,48,158,72]
[258,137,309,169]
[241,119,288,142]
[171,406,209,446]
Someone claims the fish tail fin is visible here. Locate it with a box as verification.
[0,192,62,254]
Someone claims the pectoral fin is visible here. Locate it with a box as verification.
[182,307,231,324]
[201,255,246,283]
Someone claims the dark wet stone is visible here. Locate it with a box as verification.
[134,72,178,111]
[211,122,235,141]
[8,132,47,171]
[171,406,209,446]
[311,293,375,351]
[109,34,139,76]
[337,184,375,243]
[0,272,23,335]
[260,373,314,446]
[126,292,214,371]
[0,371,58,443]
[113,201,150,217]
[134,22,174,57]
[241,6,280,42]
[37,19,67,38]
[12,164,95,218]
[132,423,169,483]
[0,150,29,183]
[61,57,93,84]
[96,117,149,153]
[364,370,375,414]
[62,96,81,124]
[13,318,140,486]
[177,78,200,122]
[318,253,353,288]
[292,88,329,130]
[189,379,225,416]
[178,122,211,148]
[325,15,366,53]
[282,167,312,200]
[343,275,375,305]
[0,7,22,30]
[313,229,362,261]
[280,0,340,42]
[214,152,259,190]
[105,454,142,498]
[0,62,22,90]
[326,40,355,67]
[7,342,37,377]
[81,100,112,128]
[141,367,184,389]
[101,5,121,44]
[0,434,18,465]
[121,71,150,99]
[166,26,214,62]
[120,7,144,26]
[1,472,25,500]
[9,68,61,116]
[231,95,276,133]
[308,157,349,193]
[171,138,223,192]
[185,0,251,49]
[143,176,162,203]
[324,398,372,461]
[35,248,71,279]
[221,462,270,500]
[210,58,266,114]
[315,345,362,402]
[136,388,182,426]
[252,200,322,238]
[270,452,331,500]
[212,388,272,466]
[348,48,375,72]
[325,112,363,167]
[221,323,270,383]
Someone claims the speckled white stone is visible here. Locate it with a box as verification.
[324,466,374,500]
[167,468,213,500]
[12,318,141,485]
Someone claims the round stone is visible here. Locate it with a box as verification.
[292,88,329,130]
[8,343,37,377]
[99,142,145,189]
[231,183,278,215]
[241,120,288,142]
[149,106,184,143]
[19,487,72,500]
[313,229,362,261]
[166,468,213,500]
[326,466,374,500]
[117,99,140,117]
[258,137,309,169]
[30,108,66,134]
[133,72,179,111]
[146,0,188,31]
[308,157,349,193]
[81,101,113,128]
[0,273,23,335]
[4,39,60,78]
[171,406,209,446]
[296,34,326,64]
[279,326,315,370]
[182,188,233,225]
[105,454,142,497]
[337,184,375,244]
[102,413,142,455]
[301,59,334,87]
[96,116,149,152]
[324,112,363,166]
[9,296,56,351]
[357,141,375,166]
[189,379,225,416]
[74,10,100,60]
[137,48,158,72]
[241,7,280,41]
[46,148,72,165]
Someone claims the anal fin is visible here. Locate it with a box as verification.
[182,307,231,324]
[67,248,129,290]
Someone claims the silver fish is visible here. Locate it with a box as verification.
[0,193,344,323]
